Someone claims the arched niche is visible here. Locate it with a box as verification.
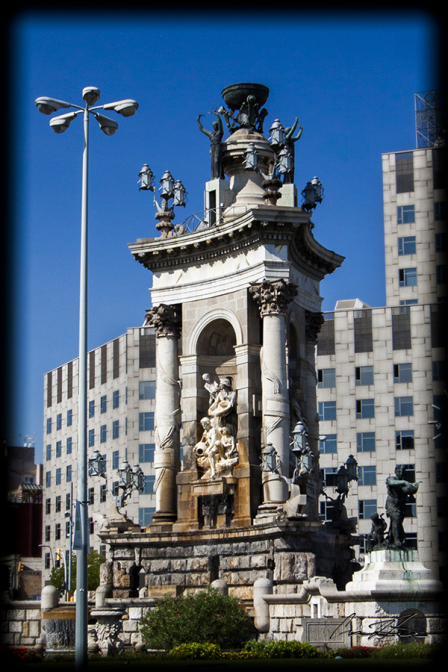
[186,308,243,357]
[197,319,237,357]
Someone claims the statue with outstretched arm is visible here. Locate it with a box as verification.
[197,112,224,179]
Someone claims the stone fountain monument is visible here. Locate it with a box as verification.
[99,83,358,604]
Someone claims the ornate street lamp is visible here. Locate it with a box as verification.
[301,176,324,211]
[269,118,286,147]
[116,460,145,510]
[243,142,259,171]
[35,85,138,670]
[138,164,187,237]
[261,443,279,472]
[88,449,106,479]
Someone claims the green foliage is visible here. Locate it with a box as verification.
[49,549,105,594]
[370,642,443,659]
[167,643,223,659]
[261,640,321,659]
[333,646,376,658]
[140,587,253,650]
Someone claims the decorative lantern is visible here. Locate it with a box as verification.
[291,421,308,455]
[345,454,358,482]
[336,464,350,496]
[160,170,175,200]
[132,464,145,492]
[269,119,285,147]
[173,180,187,207]
[301,176,324,211]
[138,164,154,191]
[261,443,278,472]
[88,449,106,479]
[243,143,258,171]
[276,148,292,175]
[118,460,132,489]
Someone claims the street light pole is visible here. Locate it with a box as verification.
[36,87,138,669]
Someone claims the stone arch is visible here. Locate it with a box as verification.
[186,309,243,357]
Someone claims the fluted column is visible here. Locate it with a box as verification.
[145,304,181,525]
[249,279,298,504]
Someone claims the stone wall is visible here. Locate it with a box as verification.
[0,599,42,648]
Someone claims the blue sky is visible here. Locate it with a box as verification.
[7,10,438,461]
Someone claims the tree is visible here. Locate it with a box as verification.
[140,587,253,650]
[50,549,105,595]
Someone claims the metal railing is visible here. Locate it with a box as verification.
[180,204,249,234]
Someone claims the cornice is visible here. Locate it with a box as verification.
[128,205,344,281]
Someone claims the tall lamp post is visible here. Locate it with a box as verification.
[35,87,138,669]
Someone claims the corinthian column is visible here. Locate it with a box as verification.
[249,279,298,504]
[145,304,181,525]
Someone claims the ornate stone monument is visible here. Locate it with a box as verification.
[100,83,358,601]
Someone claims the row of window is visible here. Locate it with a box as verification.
[396,202,446,224]
[398,265,447,286]
[47,411,155,443]
[397,233,446,256]
[318,396,414,421]
[317,363,423,389]
[319,429,415,454]
[395,149,444,194]
[320,498,416,522]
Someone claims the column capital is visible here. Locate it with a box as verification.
[145,304,182,338]
[305,310,324,344]
[249,279,298,317]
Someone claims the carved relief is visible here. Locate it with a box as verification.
[305,310,324,344]
[194,377,238,480]
[145,303,182,338]
[249,279,298,317]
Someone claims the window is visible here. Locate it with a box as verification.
[318,402,336,422]
[67,361,73,399]
[396,430,414,450]
[359,499,377,520]
[89,517,94,534]
[398,236,416,255]
[434,202,446,221]
[56,441,62,458]
[46,444,51,461]
[55,495,61,512]
[392,308,411,350]
[139,412,155,431]
[112,420,119,439]
[436,232,446,252]
[357,432,375,452]
[143,475,155,495]
[113,390,120,409]
[319,499,336,522]
[66,493,71,510]
[317,369,336,388]
[394,363,413,383]
[47,417,52,434]
[101,395,107,414]
[89,400,95,418]
[431,304,444,348]
[66,465,72,482]
[45,498,51,514]
[354,310,373,353]
[100,425,107,443]
[100,484,107,503]
[356,398,374,419]
[395,153,414,193]
[319,435,337,454]
[139,381,156,399]
[436,265,447,284]
[89,350,95,390]
[433,148,445,189]
[112,481,119,497]
[355,366,374,386]
[399,299,418,305]
[46,471,51,487]
[45,553,51,569]
[45,526,51,542]
[394,396,413,416]
[399,268,417,287]
[56,468,61,485]
[67,409,72,427]
[101,344,107,385]
[397,205,415,223]
[88,429,95,447]
[113,338,120,379]
[112,451,119,470]
[139,507,156,527]
[66,521,71,538]
[139,444,155,463]
[436,462,448,483]
[55,523,61,540]
[88,487,95,505]
[139,330,156,368]
[437,497,448,517]
[433,361,446,381]
[47,371,52,408]
[316,314,335,356]
[56,413,62,430]
[358,465,376,486]
[320,467,338,487]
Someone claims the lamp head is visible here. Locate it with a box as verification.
[94,113,119,136]
[49,112,77,134]
[103,99,139,117]
[82,86,101,106]
[35,97,72,115]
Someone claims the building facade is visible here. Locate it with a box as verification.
[316,138,446,579]
[41,326,158,586]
